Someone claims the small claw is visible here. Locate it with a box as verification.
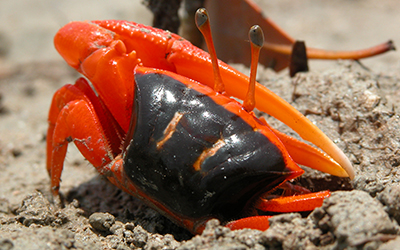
[54,21,115,70]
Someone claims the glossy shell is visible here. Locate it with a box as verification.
[123,70,296,223]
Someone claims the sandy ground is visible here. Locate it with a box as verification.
[1,0,400,249]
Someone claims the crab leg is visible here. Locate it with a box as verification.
[263,40,395,60]
[226,216,273,231]
[47,78,122,195]
[225,190,331,231]
[258,190,331,213]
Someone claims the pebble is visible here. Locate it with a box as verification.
[89,212,116,232]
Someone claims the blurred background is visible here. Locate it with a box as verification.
[0,0,398,71]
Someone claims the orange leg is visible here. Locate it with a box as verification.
[226,190,330,231]
[257,190,331,213]
[47,78,122,195]
[226,216,273,231]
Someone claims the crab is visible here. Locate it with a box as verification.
[47,8,355,234]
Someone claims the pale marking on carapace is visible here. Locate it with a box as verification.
[156,112,184,150]
[193,139,226,172]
